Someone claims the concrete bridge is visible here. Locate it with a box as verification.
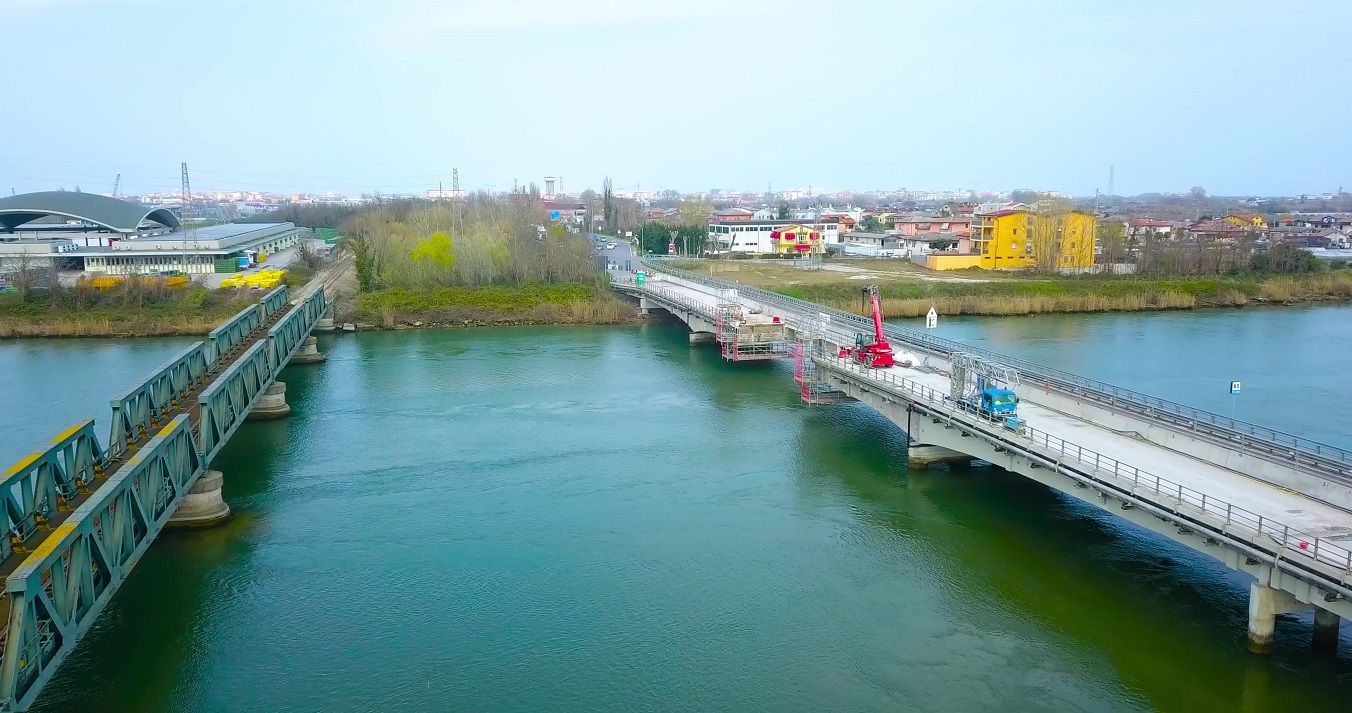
[0,264,343,711]
[617,260,1352,657]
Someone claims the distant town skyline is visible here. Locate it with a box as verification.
[4,0,1350,197]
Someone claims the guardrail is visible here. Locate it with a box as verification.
[0,421,105,563]
[816,355,1352,584]
[107,342,210,461]
[642,258,1352,476]
[0,415,202,712]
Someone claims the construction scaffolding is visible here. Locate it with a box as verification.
[793,313,853,404]
[715,290,792,361]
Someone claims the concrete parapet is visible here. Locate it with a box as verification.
[908,444,970,470]
[289,336,326,364]
[247,381,291,420]
[165,469,232,530]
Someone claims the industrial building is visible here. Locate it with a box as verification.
[0,191,308,276]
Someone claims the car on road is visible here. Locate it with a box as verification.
[607,242,617,249]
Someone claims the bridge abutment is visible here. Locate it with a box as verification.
[248,381,291,420]
[1247,582,1298,654]
[1313,607,1341,652]
[313,315,336,332]
[289,336,326,364]
[166,469,231,530]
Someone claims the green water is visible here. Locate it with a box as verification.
[1,307,1350,712]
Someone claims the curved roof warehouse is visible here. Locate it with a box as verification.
[0,191,181,233]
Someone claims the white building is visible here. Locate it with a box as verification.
[708,219,841,254]
[73,223,309,275]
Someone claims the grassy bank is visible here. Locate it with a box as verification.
[349,283,638,328]
[665,260,1352,317]
[0,287,265,338]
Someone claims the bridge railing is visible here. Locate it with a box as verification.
[630,282,717,320]
[0,415,202,712]
[106,342,210,462]
[817,355,1352,581]
[197,341,273,463]
[643,258,1352,475]
[0,421,105,564]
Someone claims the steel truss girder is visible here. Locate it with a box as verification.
[0,416,201,711]
[197,341,273,463]
[267,290,326,368]
[0,422,105,563]
[107,343,209,461]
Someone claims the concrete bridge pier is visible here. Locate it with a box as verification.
[313,314,336,332]
[689,331,716,345]
[166,469,231,530]
[290,336,326,364]
[1313,607,1341,652]
[247,381,291,420]
[907,444,971,470]
[1247,582,1299,654]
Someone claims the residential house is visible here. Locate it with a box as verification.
[894,215,972,237]
[970,210,1096,269]
[1124,218,1172,241]
[1277,213,1352,230]
[1220,213,1269,229]
[713,207,754,222]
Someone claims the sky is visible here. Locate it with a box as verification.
[2,0,1349,198]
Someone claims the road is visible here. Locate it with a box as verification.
[594,234,639,281]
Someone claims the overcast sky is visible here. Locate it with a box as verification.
[3,0,1349,197]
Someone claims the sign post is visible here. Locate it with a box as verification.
[925,307,938,330]
[1229,380,1241,419]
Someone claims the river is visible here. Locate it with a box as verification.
[1,305,1350,713]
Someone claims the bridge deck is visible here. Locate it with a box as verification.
[633,275,1352,544]
[857,362,1352,541]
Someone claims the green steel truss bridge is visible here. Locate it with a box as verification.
[0,279,334,711]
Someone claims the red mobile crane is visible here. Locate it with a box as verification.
[839,285,895,368]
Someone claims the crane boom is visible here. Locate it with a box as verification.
[868,286,887,345]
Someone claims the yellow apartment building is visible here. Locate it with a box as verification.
[969,209,1096,269]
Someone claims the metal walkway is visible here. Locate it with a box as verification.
[0,271,336,711]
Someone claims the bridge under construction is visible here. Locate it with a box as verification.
[616,260,1352,658]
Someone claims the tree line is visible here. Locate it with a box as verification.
[340,194,601,292]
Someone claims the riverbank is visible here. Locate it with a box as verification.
[664,259,1352,316]
[343,283,640,329]
[0,288,263,338]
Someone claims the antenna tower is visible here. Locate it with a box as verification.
[180,162,194,275]
[112,174,121,198]
[1108,164,1115,198]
